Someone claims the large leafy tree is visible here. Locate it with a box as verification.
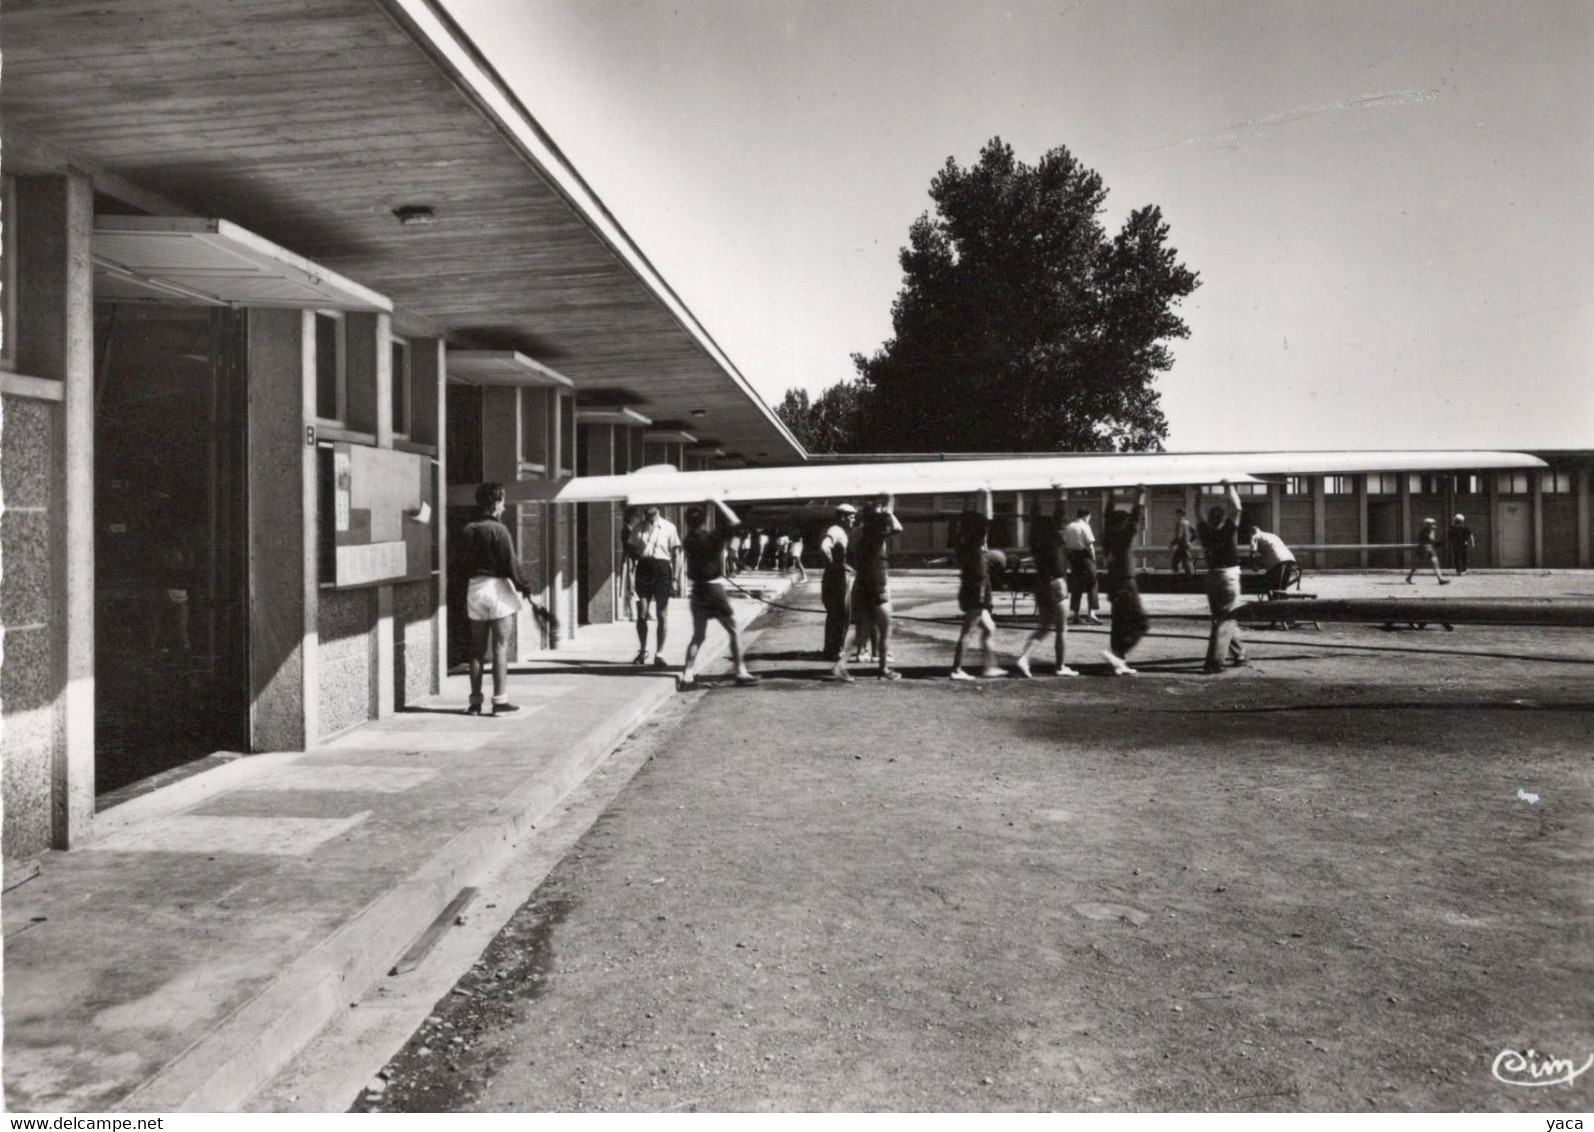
[851,137,1199,453]
[775,379,870,454]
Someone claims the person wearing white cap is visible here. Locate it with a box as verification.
[818,503,858,661]
[1406,518,1450,585]
[1447,514,1476,575]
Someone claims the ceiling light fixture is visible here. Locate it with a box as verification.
[392,205,436,226]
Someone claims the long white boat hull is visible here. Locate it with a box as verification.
[547,450,1546,506]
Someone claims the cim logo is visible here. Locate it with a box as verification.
[1492,1048,1593,1088]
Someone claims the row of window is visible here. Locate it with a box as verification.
[1121,472,1580,498]
[312,310,415,438]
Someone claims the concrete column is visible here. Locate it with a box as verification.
[414,338,447,690]
[14,173,95,847]
[245,310,317,750]
[1356,476,1370,569]
[582,425,617,625]
[1401,474,1414,571]
[1487,474,1500,568]
[1532,472,1544,569]
[1577,465,1591,569]
[1311,476,1327,570]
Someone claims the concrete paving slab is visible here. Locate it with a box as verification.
[1,578,786,1113]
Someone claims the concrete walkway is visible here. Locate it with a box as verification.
[1,577,791,1113]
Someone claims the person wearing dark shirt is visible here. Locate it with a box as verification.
[1016,489,1079,677]
[1102,487,1150,675]
[1447,514,1476,575]
[1196,480,1256,674]
[678,499,759,689]
[817,505,857,661]
[458,481,555,715]
[618,506,643,622]
[1406,517,1451,585]
[950,512,1005,680]
[834,495,903,682]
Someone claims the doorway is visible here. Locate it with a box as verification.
[1497,500,1533,568]
[93,304,250,796]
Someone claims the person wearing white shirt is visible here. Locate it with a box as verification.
[628,506,682,666]
[1061,509,1102,625]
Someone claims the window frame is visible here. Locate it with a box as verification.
[313,310,348,426]
[389,333,412,439]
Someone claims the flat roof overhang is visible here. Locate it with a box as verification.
[0,0,803,465]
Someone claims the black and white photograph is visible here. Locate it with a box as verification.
[0,0,1589,1117]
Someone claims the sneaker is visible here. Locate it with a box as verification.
[1438,578,1451,586]
[491,700,522,715]
[879,668,902,681]
[1067,615,1084,626]
[979,666,1006,679]
[950,669,974,681]
[1056,665,1080,677]
[633,649,649,664]
[829,667,856,684]
[654,656,669,668]
[677,674,696,690]
[1102,649,1130,674]
[734,674,761,687]
[1084,614,1103,626]
[1015,656,1033,679]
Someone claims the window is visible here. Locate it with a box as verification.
[1,176,16,370]
[559,394,575,475]
[1324,476,1353,495]
[1367,474,1399,495]
[390,335,411,438]
[1541,471,1573,495]
[1496,472,1530,495]
[520,388,550,469]
[314,311,346,423]
[1408,474,1445,495]
[1283,477,1312,496]
[1199,483,1266,496]
[1454,473,1482,495]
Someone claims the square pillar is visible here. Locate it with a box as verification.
[413,338,447,691]
[12,172,95,848]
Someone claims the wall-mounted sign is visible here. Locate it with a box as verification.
[319,443,433,588]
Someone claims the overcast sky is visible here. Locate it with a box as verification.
[443,0,1591,452]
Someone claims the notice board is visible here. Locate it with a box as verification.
[320,442,434,588]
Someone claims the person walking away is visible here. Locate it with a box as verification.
[1062,508,1102,624]
[1169,508,1197,578]
[774,531,792,573]
[629,505,683,665]
[1197,480,1256,674]
[458,482,556,715]
[833,495,903,682]
[950,512,1004,680]
[678,499,760,689]
[1406,518,1450,585]
[1102,486,1150,675]
[818,504,858,661]
[1447,514,1475,575]
[1016,489,1079,677]
[1250,528,1299,593]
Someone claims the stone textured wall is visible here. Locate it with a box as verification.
[393,578,435,707]
[3,395,59,857]
[317,587,372,739]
